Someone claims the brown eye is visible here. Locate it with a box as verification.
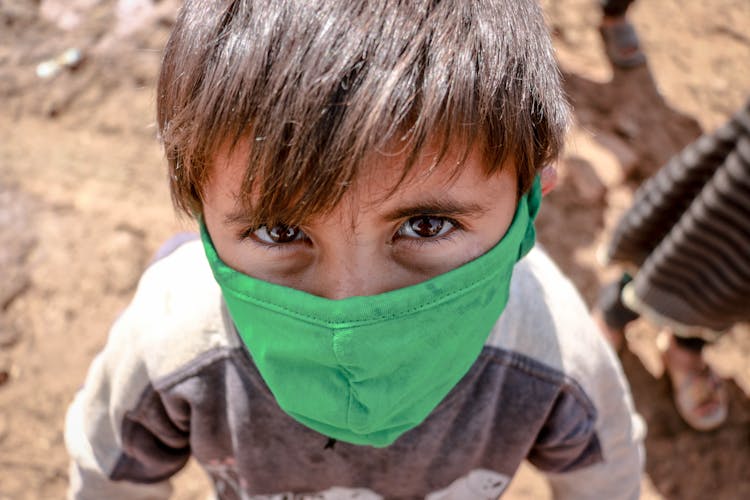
[410,216,444,237]
[254,224,306,244]
[398,216,453,239]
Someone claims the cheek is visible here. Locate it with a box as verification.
[459,239,494,264]
[392,236,491,279]
[439,237,496,274]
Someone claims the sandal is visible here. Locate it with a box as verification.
[599,18,647,69]
[659,331,728,431]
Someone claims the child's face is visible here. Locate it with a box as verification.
[202,139,518,299]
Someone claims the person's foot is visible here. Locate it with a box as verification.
[599,15,646,69]
[659,331,728,431]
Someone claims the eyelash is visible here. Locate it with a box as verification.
[238,227,308,251]
[394,216,462,246]
[240,216,464,251]
[396,229,459,249]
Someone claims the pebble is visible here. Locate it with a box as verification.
[565,125,630,192]
[563,156,606,203]
[594,132,639,176]
[614,113,641,139]
[35,48,84,79]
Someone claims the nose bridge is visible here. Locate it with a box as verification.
[306,199,378,300]
[315,240,381,300]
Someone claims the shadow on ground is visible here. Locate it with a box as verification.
[620,349,750,500]
[539,60,750,500]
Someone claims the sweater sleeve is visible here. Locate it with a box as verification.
[529,365,645,500]
[65,297,191,499]
[497,248,645,500]
[527,316,645,500]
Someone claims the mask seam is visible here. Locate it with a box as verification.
[331,329,357,432]
[221,266,512,327]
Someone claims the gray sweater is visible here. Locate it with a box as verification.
[65,241,644,499]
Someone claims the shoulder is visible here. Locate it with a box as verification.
[485,246,644,485]
[117,239,240,380]
[67,239,240,464]
[487,245,626,404]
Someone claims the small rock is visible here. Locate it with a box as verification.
[594,132,639,176]
[614,112,641,139]
[36,48,84,79]
[606,185,634,213]
[0,318,22,348]
[566,126,625,189]
[563,156,606,203]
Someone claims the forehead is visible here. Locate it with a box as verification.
[207,135,512,221]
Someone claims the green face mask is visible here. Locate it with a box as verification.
[201,179,541,448]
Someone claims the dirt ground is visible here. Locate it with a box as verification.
[1,1,749,499]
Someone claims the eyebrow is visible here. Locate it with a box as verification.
[382,197,489,221]
[222,197,490,227]
[224,210,254,226]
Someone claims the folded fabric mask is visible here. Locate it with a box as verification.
[201,178,541,447]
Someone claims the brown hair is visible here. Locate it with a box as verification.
[157,0,568,225]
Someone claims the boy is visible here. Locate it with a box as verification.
[65,1,644,498]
